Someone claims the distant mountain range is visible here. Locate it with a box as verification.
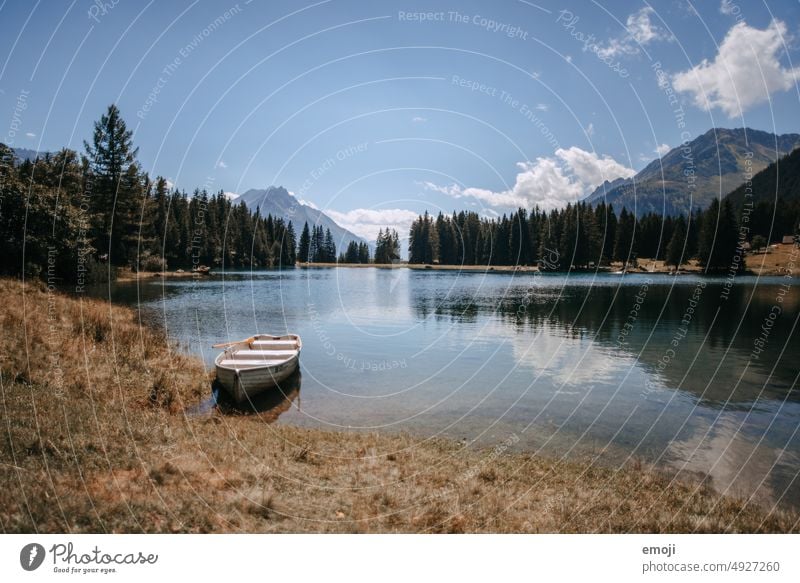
[585,128,800,216]
[11,147,48,162]
[236,186,366,249]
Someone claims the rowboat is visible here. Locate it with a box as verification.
[213,334,302,403]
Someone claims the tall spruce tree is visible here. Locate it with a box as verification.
[297,222,311,262]
[84,104,139,265]
[665,214,688,267]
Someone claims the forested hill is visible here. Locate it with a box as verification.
[723,147,800,240]
[0,105,297,283]
[586,128,800,216]
[726,146,800,206]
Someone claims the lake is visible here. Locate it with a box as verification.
[92,267,800,510]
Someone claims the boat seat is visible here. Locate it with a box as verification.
[251,340,296,349]
[228,350,297,358]
[218,359,289,367]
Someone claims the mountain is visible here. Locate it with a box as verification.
[12,147,48,162]
[237,186,367,250]
[585,128,800,216]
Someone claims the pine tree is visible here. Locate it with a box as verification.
[698,198,741,271]
[358,241,371,263]
[344,241,359,263]
[297,222,311,262]
[323,228,335,262]
[613,207,635,264]
[665,214,687,267]
[374,228,401,263]
[83,104,139,265]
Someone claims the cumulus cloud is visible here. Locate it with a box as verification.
[556,147,636,186]
[421,147,634,211]
[216,160,228,169]
[655,143,671,156]
[672,20,800,118]
[535,103,548,111]
[325,208,419,242]
[412,116,427,123]
[597,6,672,59]
[25,132,36,138]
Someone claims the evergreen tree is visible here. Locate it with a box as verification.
[344,241,360,263]
[324,228,335,262]
[698,198,741,271]
[374,228,401,263]
[83,104,139,265]
[613,207,635,264]
[297,222,311,262]
[665,214,687,267]
[358,241,371,263]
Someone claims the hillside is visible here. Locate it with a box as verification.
[587,128,800,216]
[238,186,366,251]
[726,145,800,207]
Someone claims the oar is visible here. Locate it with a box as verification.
[212,336,255,349]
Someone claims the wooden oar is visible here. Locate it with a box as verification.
[212,336,255,349]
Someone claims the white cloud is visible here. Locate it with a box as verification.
[25,132,36,138]
[535,103,548,111]
[672,20,800,118]
[216,160,228,169]
[555,146,635,187]
[299,198,319,210]
[655,143,671,156]
[165,179,175,189]
[585,122,595,137]
[626,6,668,45]
[597,7,672,59]
[412,116,427,123]
[719,0,737,16]
[421,147,634,212]
[325,208,419,242]
[223,191,238,200]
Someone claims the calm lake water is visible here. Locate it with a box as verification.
[93,268,800,510]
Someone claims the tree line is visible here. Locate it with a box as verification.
[407,197,799,271]
[4,104,798,282]
[0,104,297,283]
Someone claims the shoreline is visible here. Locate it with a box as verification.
[121,243,797,278]
[3,276,796,533]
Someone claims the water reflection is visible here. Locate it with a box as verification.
[184,370,302,423]
[412,274,800,407]
[216,370,302,422]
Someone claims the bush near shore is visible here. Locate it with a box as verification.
[1,277,796,533]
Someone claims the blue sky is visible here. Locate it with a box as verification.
[2,0,799,240]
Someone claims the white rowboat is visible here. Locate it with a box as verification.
[214,334,302,403]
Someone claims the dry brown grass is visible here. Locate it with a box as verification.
[745,243,800,276]
[1,277,796,533]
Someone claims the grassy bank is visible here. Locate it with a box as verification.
[1,277,796,533]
